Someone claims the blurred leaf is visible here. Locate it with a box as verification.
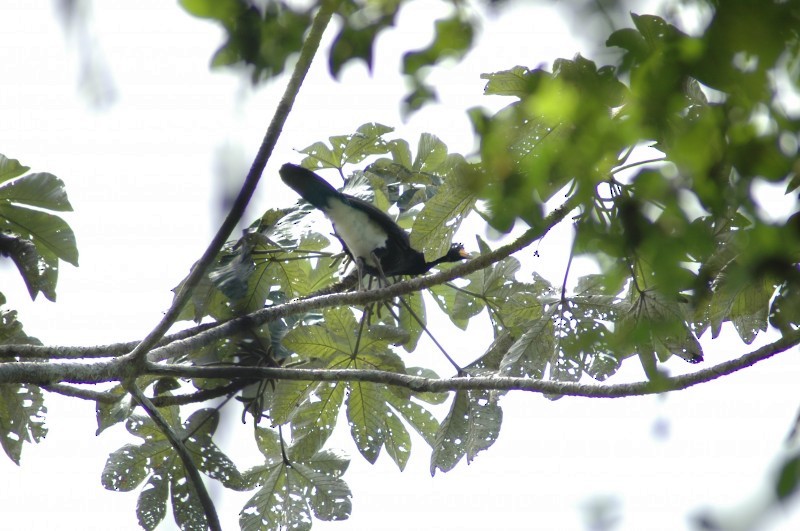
[300,123,393,171]
[329,0,401,76]
[776,453,800,502]
[403,15,474,76]
[481,66,544,98]
[183,1,312,84]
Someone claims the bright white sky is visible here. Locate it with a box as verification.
[1,1,800,530]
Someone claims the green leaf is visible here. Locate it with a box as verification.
[102,408,243,530]
[386,139,412,168]
[270,377,322,425]
[412,133,448,173]
[95,385,133,435]
[290,382,345,459]
[384,388,441,447]
[699,273,773,344]
[102,443,152,492]
[300,123,394,170]
[282,320,350,359]
[242,428,351,530]
[0,157,77,301]
[179,0,240,21]
[0,304,40,346]
[0,172,73,211]
[481,66,543,98]
[499,314,554,378]
[328,0,400,77]
[618,288,704,369]
[430,389,502,475]
[776,453,800,501]
[382,402,412,471]
[410,164,476,259]
[137,475,168,530]
[203,2,311,84]
[346,381,387,463]
[0,383,47,465]
[403,15,474,76]
[0,154,29,185]
[0,203,78,266]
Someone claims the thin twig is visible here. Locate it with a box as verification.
[149,380,250,407]
[42,383,118,403]
[390,297,463,373]
[126,382,221,531]
[0,323,216,359]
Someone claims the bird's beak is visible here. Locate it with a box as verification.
[458,247,471,259]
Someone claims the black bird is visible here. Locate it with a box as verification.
[279,163,468,283]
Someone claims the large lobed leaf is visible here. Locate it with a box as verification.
[240,427,352,531]
[0,154,78,301]
[102,409,243,530]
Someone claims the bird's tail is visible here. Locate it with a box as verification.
[279,163,340,210]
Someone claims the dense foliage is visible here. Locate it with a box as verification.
[2,0,800,529]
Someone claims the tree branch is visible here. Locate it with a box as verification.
[127,382,222,531]
[122,0,339,369]
[143,329,800,398]
[0,323,217,359]
[2,327,798,400]
[149,380,250,407]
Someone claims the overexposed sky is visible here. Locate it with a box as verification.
[1,1,799,530]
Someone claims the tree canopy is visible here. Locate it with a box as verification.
[1,0,800,529]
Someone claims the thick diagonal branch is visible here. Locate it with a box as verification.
[123,0,339,368]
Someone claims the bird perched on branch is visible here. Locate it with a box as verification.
[279,163,468,284]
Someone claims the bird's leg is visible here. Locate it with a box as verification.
[356,257,367,291]
[370,251,390,288]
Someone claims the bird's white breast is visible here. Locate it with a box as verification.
[325,198,388,267]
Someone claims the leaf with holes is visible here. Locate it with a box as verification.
[102,409,243,531]
[430,389,502,475]
[241,427,351,531]
[0,383,47,465]
[617,287,703,374]
[500,313,554,379]
[290,381,346,459]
